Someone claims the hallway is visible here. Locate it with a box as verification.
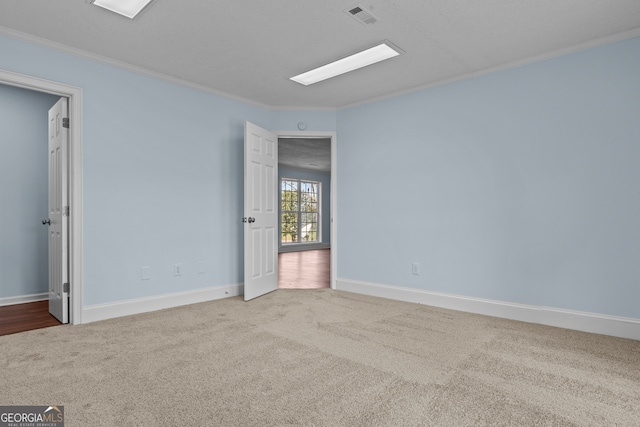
[278,249,330,289]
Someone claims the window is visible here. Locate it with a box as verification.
[281,179,320,244]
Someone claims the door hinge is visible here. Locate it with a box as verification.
[62,117,69,128]
[63,283,70,293]
[63,206,70,217]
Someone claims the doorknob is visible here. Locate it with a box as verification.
[248,217,255,223]
[42,219,51,226]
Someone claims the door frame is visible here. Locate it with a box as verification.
[0,69,83,324]
[274,130,337,289]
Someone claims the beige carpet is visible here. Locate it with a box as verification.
[1,289,638,426]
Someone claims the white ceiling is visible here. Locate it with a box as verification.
[279,138,331,172]
[1,1,640,109]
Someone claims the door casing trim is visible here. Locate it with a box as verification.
[0,69,83,324]
[274,130,337,289]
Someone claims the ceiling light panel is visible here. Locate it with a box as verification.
[290,41,403,86]
[91,0,154,19]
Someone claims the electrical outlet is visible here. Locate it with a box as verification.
[141,266,151,280]
[197,261,205,274]
[412,262,420,275]
[174,264,183,276]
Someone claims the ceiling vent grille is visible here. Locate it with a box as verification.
[345,4,380,26]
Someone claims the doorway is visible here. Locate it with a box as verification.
[277,136,333,289]
[0,84,62,333]
[0,69,83,325]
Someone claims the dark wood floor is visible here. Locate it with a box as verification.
[0,300,62,336]
[278,248,330,289]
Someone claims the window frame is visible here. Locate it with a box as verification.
[280,177,321,245]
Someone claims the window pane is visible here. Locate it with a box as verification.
[300,211,318,242]
[281,179,298,211]
[280,178,320,244]
[281,212,298,243]
[302,183,317,214]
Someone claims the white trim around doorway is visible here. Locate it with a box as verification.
[0,69,83,325]
[274,131,337,290]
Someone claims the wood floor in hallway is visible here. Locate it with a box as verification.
[0,300,62,336]
[278,248,330,289]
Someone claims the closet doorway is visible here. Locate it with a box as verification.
[0,69,84,328]
[0,83,62,335]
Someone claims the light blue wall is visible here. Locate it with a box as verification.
[3,31,639,320]
[278,166,331,250]
[337,37,640,319]
[271,110,336,132]
[0,84,59,299]
[0,34,271,306]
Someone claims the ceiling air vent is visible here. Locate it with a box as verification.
[345,4,380,26]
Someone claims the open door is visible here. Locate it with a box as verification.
[244,122,278,300]
[47,97,69,323]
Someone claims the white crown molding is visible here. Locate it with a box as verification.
[270,105,337,112]
[336,278,640,341]
[0,26,272,110]
[5,24,639,112]
[82,283,243,324]
[338,27,640,110]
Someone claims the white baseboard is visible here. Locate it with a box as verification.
[279,243,330,253]
[82,283,243,324]
[336,278,640,341]
[0,292,48,307]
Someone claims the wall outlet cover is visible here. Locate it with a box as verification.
[412,262,420,275]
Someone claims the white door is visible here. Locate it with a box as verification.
[47,98,69,323]
[244,122,278,301]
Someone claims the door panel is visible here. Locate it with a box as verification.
[244,122,278,301]
[48,97,69,323]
